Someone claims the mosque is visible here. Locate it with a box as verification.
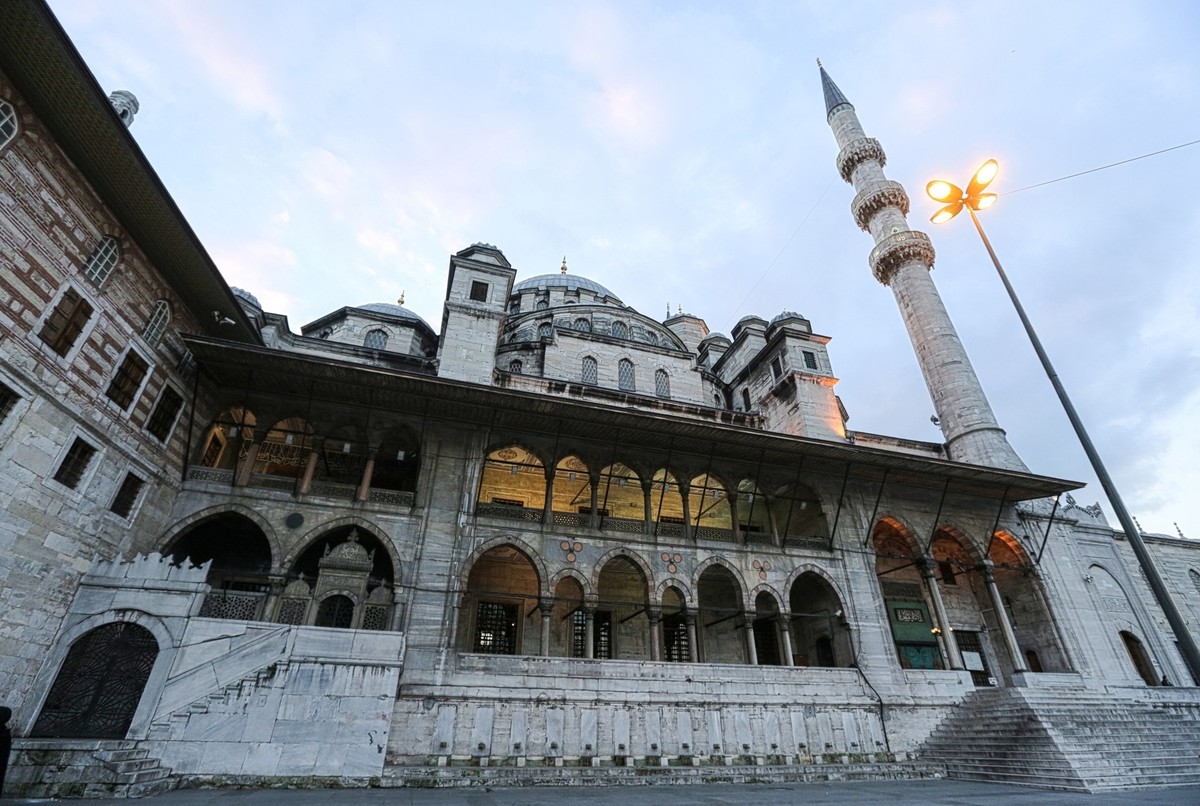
[2,0,1199,795]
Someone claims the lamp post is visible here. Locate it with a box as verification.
[928,160,1200,685]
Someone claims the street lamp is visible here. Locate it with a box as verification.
[927,159,1200,685]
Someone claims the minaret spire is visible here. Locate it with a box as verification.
[819,63,1027,471]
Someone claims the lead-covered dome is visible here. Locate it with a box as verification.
[512,274,622,303]
[356,302,432,329]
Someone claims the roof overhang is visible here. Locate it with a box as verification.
[184,335,1083,503]
[0,0,261,344]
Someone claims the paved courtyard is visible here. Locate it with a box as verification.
[8,780,1200,806]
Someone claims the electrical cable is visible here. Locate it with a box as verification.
[1003,137,1200,196]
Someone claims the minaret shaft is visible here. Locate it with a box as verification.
[822,68,1026,471]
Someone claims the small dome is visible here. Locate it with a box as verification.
[700,331,730,343]
[356,302,432,329]
[512,273,622,303]
[736,314,768,327]
[770,310,805,325]
[231,287,261,308]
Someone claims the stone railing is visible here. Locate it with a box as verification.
[249,473,296,492]
[477,503,544,522]
[551,512,589,528]
[199,589,266,621]
[187,466,234,485]
[308,480,357,499]
[368,488,415,507]
[601,516,645,535]
[695,526,735,542]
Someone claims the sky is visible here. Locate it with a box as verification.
[48,0,1200,536]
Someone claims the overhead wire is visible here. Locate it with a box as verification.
[1002,137,1200,196]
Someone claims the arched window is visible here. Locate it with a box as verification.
[574,317,591,333]
[363,329,388,350]
[142,300,170,346]
[32,622,159,738]
[714,392,724,408]
[581,356,598,385]
[645,331,658,346]
[509,359,523,374]
[618,359,635,391]
[538,322,553,339]
[0,99,18,149]
[535,298,549,310]
[82,236,119,287]
[654,369,670,398]
[1191,569,1200,597]
[611,321,628,339]
[316,595,356,629]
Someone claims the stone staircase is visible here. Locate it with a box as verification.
[93,744,177,797]
[918,686,1200,792]
[8,739,176,798]
[147,661,287,740]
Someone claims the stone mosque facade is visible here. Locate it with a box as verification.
[2,0,1200,795]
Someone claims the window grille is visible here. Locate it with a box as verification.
[0,100,17,148]
[276,598,308,625]
[611,321,628,339]
[538,322,553,339]
[1192,569,1200,597]
[142,300,170,346]
[571,610,588,658]
[361,605,390,631]
[509,359,523,374]
[803,350,818,370]
[770,355,783,380]
[742,388,752,411]
[315,595,355,629]
[0,380,18,426]
[536,299,548,310]
[593,611,612,659]
[574,317,591,332]
[663,614,689,662]
[474,601,518,654]
[469,280,489,302]
[146,387,184,441]
[105,351,149,410]
[54,437,97,489]
[82,237,119,287]
[109,473,144,518]
[654,369,670,398]
[39,288,94,356]
[363,329,388,349]
[581,356,598,385]
[618,359,635,391]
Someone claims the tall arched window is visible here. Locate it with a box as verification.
[0,99,18,149]
[142,300,170,346]
[363,329,388,350]
[82,236,119,287]
[654,369,670,398]
[611,321,628,339]
[574,317,591,332]
[581,356,598,385]
[618,359,635,391]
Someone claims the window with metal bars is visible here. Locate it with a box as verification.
[474,601,518,654]
[54,437,97,489]
[508,359,523,374]
[803,350,818,370]
[0,99,17,149]
[581,356,598,385]
[142,300,170,346]
[0,380,18,426]
[663,613,689,662]
[105,351,149,410]
[571,609,588,658]
[538,322,553,339]
[611,321,628,339]
[109,473,144,518]
[315,595,355,629]
[593,610,612,659]
[38,287,94,356]
[574,317,591,332]
[469,281,489,302]
[618,359,635,391]
[363,329,388,349]
[82,237,119,287]
[654,369,670,398]
[146,387,184,441]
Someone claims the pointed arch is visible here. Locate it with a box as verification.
[160,503,280,568]
[460,536,548,597]
[479,444,547,519]
[692,555,750,611]
[590,547,656,597]
[287,515,400,585]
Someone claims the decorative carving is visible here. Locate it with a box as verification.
[560,540,584,563]
[836,137,886,183]
[660,551,683,574]
[868,230,936,285]
[751,558,772,580]
[851,180,910,230]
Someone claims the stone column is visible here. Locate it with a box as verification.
[642,480,654,536]
[263,573,288,622]
[542,468,555,524]
[780,617,796,666]
[235,431,260,486]
[648,607,662,662]
[589,475,600,529]
[540,597,553,657]
[390,591,406,632]
[584,605,596,659]
[298,442,321,494]
[685,612,699,662]
[920,556,963,670]
[680,483,692,541]
[984,560,1027,674]
[356,451,376,502]
[744,617,759,665]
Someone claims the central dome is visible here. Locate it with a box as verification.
[512,273,621,303]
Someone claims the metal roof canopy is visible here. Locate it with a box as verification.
[184,336,1083,503]
[0,0,261,345]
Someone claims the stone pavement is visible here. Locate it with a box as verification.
[8,780,1200,805]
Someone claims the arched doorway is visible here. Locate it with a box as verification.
[286,527,397,630]
[459,544,541,655]
[1120,631,1158,686]
[696,564,746,663]
[32,623,158,739]
[596,556,650,660]
[753,591,783,665]
[789,572,850,667]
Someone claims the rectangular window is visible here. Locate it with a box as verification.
[593,611,612,659]
[146,387,184,441]
[0,380,18,425]
[802,351,818,370]
[105,351,150,410]
[109,472,145,518]
[474,601,518,654]
[938,559,957,585]
[571,609,588,658]
[38,288,94,357]
[770,355,783,380]
[53,437,97,489]
[469,280,489,302]
[663,613,689,662]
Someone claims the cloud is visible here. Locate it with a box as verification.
[210,239,301,315]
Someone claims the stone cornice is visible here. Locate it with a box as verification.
[868,230,935,285]
[851,180,910,231]
[836,137,886,183]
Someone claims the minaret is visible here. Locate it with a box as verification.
[819,63,1026,471]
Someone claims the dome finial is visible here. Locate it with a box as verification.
[398,290,405,305]
[561,255,568,275]
[816,57,822,68]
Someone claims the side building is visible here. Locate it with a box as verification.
[2,1,1199,796]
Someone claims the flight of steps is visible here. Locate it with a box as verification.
[918,687,1200,792]
[93,744,177,798]
[147,661,285,740]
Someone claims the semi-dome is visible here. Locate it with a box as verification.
[512,274,622,303]
[356,302,432,329]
